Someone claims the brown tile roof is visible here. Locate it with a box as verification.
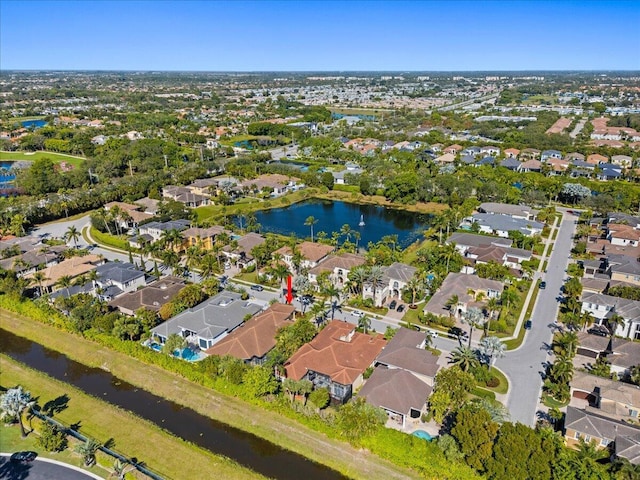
[358,367,431,415]
[276,241,334,263]
[28,254,101,287]
[104,201,141,212]
[609,224,640,242]
[109,276,185,314]
[284,320,387,385]
[182,226,227,240]
[308,253,366,275]
[587,154,608,164]
[376,328,440,378]
[205,303,295,360]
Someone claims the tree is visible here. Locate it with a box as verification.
[37,422,67,452]
[550,356,574,385]
[606,313,626,338]
[275,318,317,359]
[448,346,480,372]
[74,438,102,466]
[451,407,499,472]
[163,333,187,355]
[0,386,35,437]
[461,307,486,347]
[553,331,578,358]
[242,366,279,397]
[32,270,48,297]
[479,336,506,370]
[304,215,318,243]
[366,265,386,305]
[358,315,372,334]
[445,294,459,317]
[335,398,386,442]
[404,276,424,307]
[65,225,81,248]
[308,388,330,411]
[55,274,73,298]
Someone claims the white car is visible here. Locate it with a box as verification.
[426,329,439,338]
[350,310,365,318]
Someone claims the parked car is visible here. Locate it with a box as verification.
[396,304,405,312]
[250,284,264,291]
[524,319,532,330]
[426,329,439,338]
[588,326,609,337]
[388,300,397,310]
[10,451,37,464]
[449,327,468,340]
[539,281,546,289]
[350,310,365,318]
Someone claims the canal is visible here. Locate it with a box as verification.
[0,329,348,480]
[251,199,431,248]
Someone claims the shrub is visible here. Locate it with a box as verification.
[485,377,500,388]
[37,422,67,452]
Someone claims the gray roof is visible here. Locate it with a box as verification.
[460,155,477,164]
[142,219,191,232]
[383,262,417,283]
[151,291,263,343]
[358,367,431,416]
[616,435,640,465]
[424,272,504,317]
[581,292,640,323]
[565,407,640,455]
[96,262,145,285]
[500,158,520,169]
[608,213,640,229]
[471,213,544,235]
[376,328,440,378]
[608,254,640,276]
[478,202,537,218]
[447,232,513,249]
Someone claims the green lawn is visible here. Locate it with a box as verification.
[542,393,569,409]
[89,227,132,252]
[484,367,509,395]
[0,151,86,168]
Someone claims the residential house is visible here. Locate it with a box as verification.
[476,156,496,167]
[460,155,477,165]
[443,144,463,155]
[274,242,334,273]
[518,159,542,173]
[26,254,103,293]
[520,148,541,160]
[181,226,228,251]
[607,224,640,247]
[93,262,147,300]
[109,276,185,316]
[136,219,191,244]
[541,149,563,161]
[564,406,640,463]
[462,146,481,157]
[374,328,440,386]
[461,244,532,275]
[307,253,366,290]
[580,291,640,340]
[566,152,586,162]
[546,158,570,174]
[598,165,623,181]
[446,232,513,253]
[0,246,65,278]
[571,371,640,422]
[363,262,418,307]
[481,146,501,156]
[587,154,609,165]
[423,272,503,318]
[187,178,220,196]
[204,303,295,365]
[500,158,520,170]
[358,367,431,429]
[612,155,633,168]
[239,174,302,197]
[283,320,387,404]
[162,186,210,207]
[478,202,538,221]
[104,201,154,230]
[608,254,640,287]
[504,148,520,159]
[466,213,544,237]
[222,232,266,269]
[608,213,640,229]
[434,153,456,165]
[150,291,263,351]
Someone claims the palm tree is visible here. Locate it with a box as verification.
[461,306,486,348]
[348,266,368,296]
[160,228,184,252]
[0,386,35,437]
[358,315,372,334]
[448,346,480,372]
[340,224,352,246]
[479,336,506,371]
[199,254,219,280]
[304,216,318,242]
[405,276,424,307]
[553,331,578,358]
[56,275,73,298]
[65,225,81,248]
[606,313,625,338]
[74,438,102,466]
[32,271,48,297]
[550,356,574,384]
[310,302,326,326]
[352,231,361,253]
[500,287,519,312]
[445,294,459,317]
[367,265,386,306]
[111,459,136,480]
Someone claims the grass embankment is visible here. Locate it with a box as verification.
[0,356,264,480]
[0,150,86,168]
[0,308,418,480]
[89,227,132,251]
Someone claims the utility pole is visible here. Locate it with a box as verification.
[164,154,168,169]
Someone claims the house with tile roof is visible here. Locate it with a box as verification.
[504,148,520,158]
[518,159,542,173]
[222,232,266,269]
[274,241,334,273]
[26,254,103,293]
[362,262,418,307]
[587,153,609,165]
[307,253,366,290]
[181,226,229,251]
[607,224,640,247]
[375,328,440,385]
[423,272,503,319]
[109,276,185,316]
[283,320,387,404]
[466,213,544,238]
[205,303,295,365]
[580,291,640,340]
[564,406,640,464]
[570,371,640,422]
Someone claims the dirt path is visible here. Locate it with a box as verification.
[0,309,418,480]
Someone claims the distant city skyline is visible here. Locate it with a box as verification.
[1,1,639,71]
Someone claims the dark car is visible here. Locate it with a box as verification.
[539,281,546,290]
[10,451,37,464]
[250,284,264,291]
[388,300,397,310]
[524,319,532,330]
[396,304,405,312]
[588,326,609,337]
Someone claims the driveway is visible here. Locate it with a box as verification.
[495,211,577,425]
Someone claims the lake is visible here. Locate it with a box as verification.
[0,161,16,186]
[21,119,47,129]
[250,199,431,248]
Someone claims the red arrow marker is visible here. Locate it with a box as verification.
[285,275,293,304]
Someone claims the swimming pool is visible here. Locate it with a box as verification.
[412,430,436,441]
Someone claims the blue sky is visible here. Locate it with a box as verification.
[1,1,639,71]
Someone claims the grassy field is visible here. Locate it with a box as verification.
[0,151,86,168]
[0,356,264,480]
[0,309,417,480]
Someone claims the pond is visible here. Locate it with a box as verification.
[0,161,16,187]
[0,329,346,480]
[20,119,47,129]
[250,199,431,248]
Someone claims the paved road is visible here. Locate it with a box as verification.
[570,117,587,139]
[495,211,577,425]
[0,455,102,479]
